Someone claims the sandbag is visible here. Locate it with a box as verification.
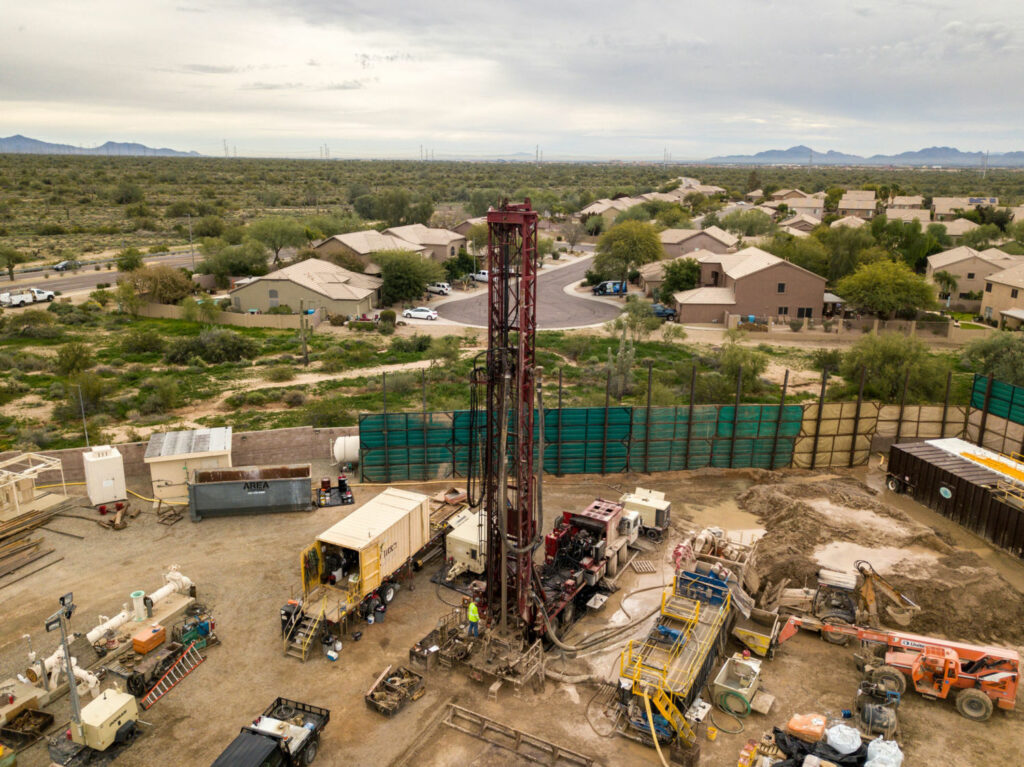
[865,738,903,767]
[825,725,861,756]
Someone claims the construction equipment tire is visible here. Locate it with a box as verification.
[303,737,320,764]
[885,476,904,493]
[872,665,907,695]
[821,613,852,645]
[955,688,993,721]
[383,584,396,604]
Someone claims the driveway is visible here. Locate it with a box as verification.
[436,256,623,329]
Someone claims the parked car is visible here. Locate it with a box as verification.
[471,270,489,283]
[426,282,452,295]
[592,280,627,296]
[403,307,438,320]
[651,303,677,320]
[53,260,79,271]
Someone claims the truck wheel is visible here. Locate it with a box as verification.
[955,688,993,721]
[383,584,396,604]
[885,476,904,493]
[303,737,320,764]
[872,665,907,695]
[820,613,852,646]
[46,295,53,301]
[646,529,661,541]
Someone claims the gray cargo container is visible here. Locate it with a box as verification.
[188,465,313,522]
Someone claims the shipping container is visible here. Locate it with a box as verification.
[188,465,313,522]
[301,488,431,624]
[888,440,1024,558]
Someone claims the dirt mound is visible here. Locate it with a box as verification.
[739,476,1024,645]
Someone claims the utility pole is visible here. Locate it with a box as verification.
[299,300,309,366]
[187,213,195,269]
[75,384,90,447]
[46,593,82,740]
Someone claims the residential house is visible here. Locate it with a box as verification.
[745,189,763,201]
[672,247,826,324]
[883,208,930,225]
[982,263,1024,328]
[932,196,999,221]
[889,196,925,210]
[770,189,811,201]
[926,246,1024,307]
[829,216,867,229]
[659,226,738,258]
[229,258,383,316]
[1006,206,1024,222]
[453,216,486,236]
[314,230,427,262]
[779,213,821,233]
[577,197,638,228]
[382,224,466,261]
[942,218,980,239]
[838,191,877,219]
[637,249,716,297]
[787,198,825,218]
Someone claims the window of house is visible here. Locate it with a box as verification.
[967,272,975,279]
[711,270,719,285]
[985,283,992,293]
[797,307,814,318]
[268,288,279,308]
[778,306,789,316]
[985,306,993,319]
[451,246,456,256]
[1013,289,1020,299]
[958,292,969,299]
[777,282,786,293]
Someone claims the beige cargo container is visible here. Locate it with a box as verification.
[619,486,671,539]
[302,487,430,622]
[445,508,486,578]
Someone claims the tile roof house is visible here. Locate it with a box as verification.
[786,198,825,218]
[230,258,383,317]
[889,195,925,209]
[453,216,486,236]
[637,249,716,297]
[982,262,1024,328]
[671,247,826,324]
[829,215,867,229]
[770,189,811,201]
[838,191,877,219]
[577,197,640,226]
[883,208,930,224]
[779,213,822,233]
[314,230,427,261]
[660,226,738,258]
[941,218,980,238]
[382,224,467,261]
[927,247,1024,308]
[932,196,999,221]
[745,189,763,201]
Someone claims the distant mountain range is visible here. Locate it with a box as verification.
[0,134,201,157]
[703,145,1024,168]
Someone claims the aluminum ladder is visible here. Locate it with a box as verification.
[140,641,205,709]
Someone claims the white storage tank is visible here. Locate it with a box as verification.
[332,435,359,465]
[83,446,127,506]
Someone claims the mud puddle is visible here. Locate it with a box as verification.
[812,541,939,573]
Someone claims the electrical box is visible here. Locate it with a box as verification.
[83,446,127,506]
[445,509,487,578]
[74,688,139,751]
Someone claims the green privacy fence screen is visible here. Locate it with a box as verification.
[359,404,803,482]
[970,374,1024,427]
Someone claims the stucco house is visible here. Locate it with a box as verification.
[932,196,999,221]
[453,216,486,236]
[838,191,877,219]
[230,258,382,317]
[982,263,1024,328]
[889,195,925,210]
[313,230,427,262]
[830,215,867,229]
[942,218,980,239]
[660,226,738,258]
[883,208,930,225]
[771,189,811,201]
[672,247,826,324]
[928,246,1024,307]
[779,213,821,233]
[382,224,466,261]
[637,249,715,298]
[786,197,825,218]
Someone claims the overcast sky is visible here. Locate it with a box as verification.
[3,1,1023,159]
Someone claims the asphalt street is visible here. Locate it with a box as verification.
[436,256,623,329]
[6,251,200,296]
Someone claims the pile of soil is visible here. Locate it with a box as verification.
[739,475,1024,645]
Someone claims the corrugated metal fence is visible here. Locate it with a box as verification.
[966,374,1024,455]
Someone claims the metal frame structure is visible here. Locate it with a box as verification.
[480,200,540,632]
[0,452,66,520]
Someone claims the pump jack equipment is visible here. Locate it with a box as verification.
[778,615,1019,721]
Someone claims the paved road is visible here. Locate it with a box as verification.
[4,251,203,296]
[436,256,623,329]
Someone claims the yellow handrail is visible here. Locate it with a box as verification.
[299,596,328,658]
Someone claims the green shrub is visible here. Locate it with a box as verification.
[137,377,180,414]
[283,390,306,407]
[264,365,295,382]
[166,329,259,364]
[390,334,432,354]
[266,305,293,315]
[55,342,94,376]
[348,320,375,331]
[788,319,803,332]
[121,328,166,355]
[378,309,396,325]
[328,315,347,326]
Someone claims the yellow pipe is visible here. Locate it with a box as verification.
[37,482,187,505]
[37,482,85,488]
[643,690,671,767]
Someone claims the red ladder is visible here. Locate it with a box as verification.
[140,641,205,710]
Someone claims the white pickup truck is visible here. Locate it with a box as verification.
[0,287,55,306]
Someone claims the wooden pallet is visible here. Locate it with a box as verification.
[631,559,657,574]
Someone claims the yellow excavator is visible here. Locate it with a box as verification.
[810,560,921,644]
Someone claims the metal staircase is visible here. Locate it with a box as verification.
[644,684,696,746]
[140,641,204,710]
[284,598,326,662]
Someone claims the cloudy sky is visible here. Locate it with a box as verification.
[2,1,1023,159]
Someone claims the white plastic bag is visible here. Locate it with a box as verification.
[825,724,861,755]
[865,737,904,767]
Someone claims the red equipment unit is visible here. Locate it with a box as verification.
[481,200,540,632]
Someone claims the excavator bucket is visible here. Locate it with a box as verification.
[885,604,921,627]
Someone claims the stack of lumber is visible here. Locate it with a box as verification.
[0,500,75,587]
[0,503,69,544]
[0,536,54,579]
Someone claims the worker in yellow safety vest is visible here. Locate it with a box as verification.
[467,599,479,637]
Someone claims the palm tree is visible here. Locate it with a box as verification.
[933,270,958,309]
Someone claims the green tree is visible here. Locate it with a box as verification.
[582,214,605,236]
[604,295,661,343]
[55,342,93,376]
[443,249,477,282]
[376,250,444,305]
[961,333,1024,387]
[745,170,762,193]
[112,181,143,204]
[116,247,144,272]
[658,258,700,303]
[613,204,652,226]
[466,223,489,255]
[836,260,936,318]
[197,239,269,286]
[839,334,949,402]
[125,265,194,304]
[249,218,306,264]
[960,223,1001,250]
[197,295,222,325]
[813,225,877,282]
[180,296,199,323]
[763,235,830,278]
[932,270,958,309]
[0,244,28,281]
[114,280,141,316]
[594,220,662,285]
[193,215,225,238]
[721,209,773,237]
[717,339,768,396]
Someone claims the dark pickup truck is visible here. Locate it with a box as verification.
[651,303,677,320]
[591,280,627,296]
[212,698,330,767]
